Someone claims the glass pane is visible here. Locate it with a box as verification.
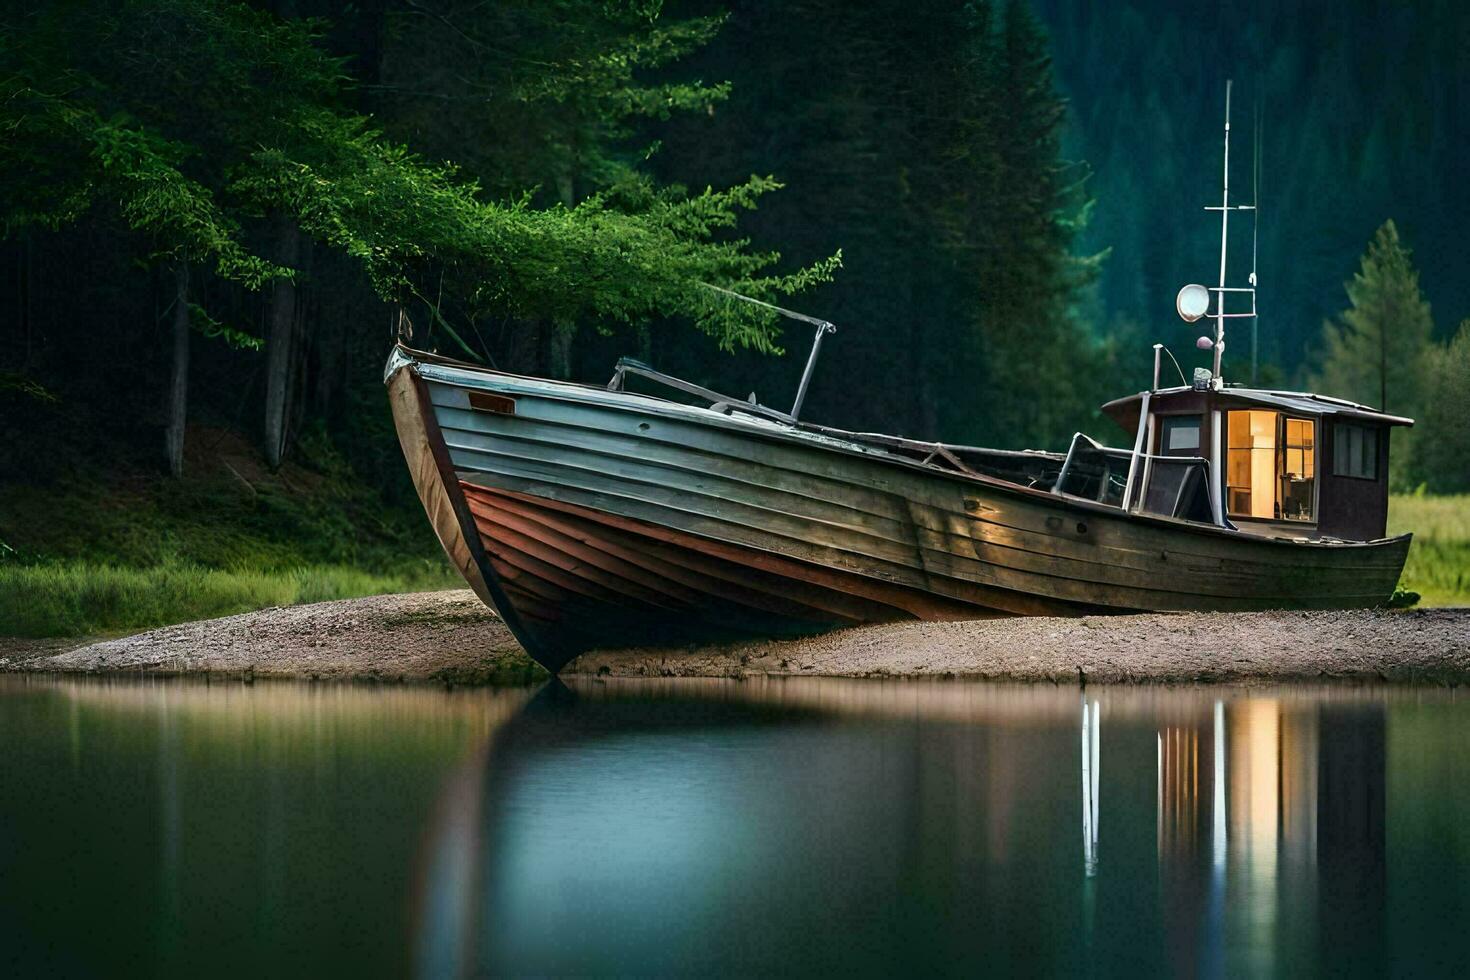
[1281,418,1315,521]
[1225,411,1280,519]
[1333,423,1379,479]
[1163,416,1201,452]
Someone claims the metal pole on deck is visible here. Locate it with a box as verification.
[791,321,835,422]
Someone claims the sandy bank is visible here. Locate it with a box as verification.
[4,590,1468,685]
[0,591,541,685]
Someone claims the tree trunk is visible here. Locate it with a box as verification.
[264,219,301,469]
[21,234,34,369]
[288,261,314,449]
[165,260,190,478]
[502,314,545,375]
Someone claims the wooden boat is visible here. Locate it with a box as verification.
[385,86,1412,673]
[385,344,1411,673]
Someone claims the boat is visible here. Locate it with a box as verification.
[385,83,1413,673]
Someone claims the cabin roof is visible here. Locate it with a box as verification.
[1100,386,1414,427]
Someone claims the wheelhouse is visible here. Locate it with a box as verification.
[1085,386,1412,542]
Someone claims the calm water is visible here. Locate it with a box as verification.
[3,676,1469,977]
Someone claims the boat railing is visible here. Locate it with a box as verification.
[1053,433,1215,522]
[607,357,796,424]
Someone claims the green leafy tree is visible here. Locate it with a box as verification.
[0,0,835,470]
[376,0,753,377]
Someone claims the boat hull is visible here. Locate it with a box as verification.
[387,349,1412,673]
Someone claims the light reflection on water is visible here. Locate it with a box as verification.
[3,675,1468,977]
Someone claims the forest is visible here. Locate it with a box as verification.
[2,0,1468,634]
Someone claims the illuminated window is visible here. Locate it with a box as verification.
[1226,411,1316,522]
[1227,411,1277,519]
[1279,418,1315,521]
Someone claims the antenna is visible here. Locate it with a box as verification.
[1250,102,1261,385]
[1213,80,1231,385]
[1178,80,1257,390]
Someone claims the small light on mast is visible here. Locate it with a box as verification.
[1176,283,1211,323]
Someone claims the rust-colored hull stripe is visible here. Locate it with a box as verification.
[473,483,1096,620]
[474,490,887,624]
[454,482,1026,664]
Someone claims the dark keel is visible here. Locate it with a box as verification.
[457,483,1000,672]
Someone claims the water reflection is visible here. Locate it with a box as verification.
[0,676,532,978]
[2,676,1465,978]
[408,679,1463,978]
[1153,696,1389,976]
[1081,696,1099,877]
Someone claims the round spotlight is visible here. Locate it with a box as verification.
[1176,283,1211,322]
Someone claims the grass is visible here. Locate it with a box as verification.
[1389,494,1470,607]
[0,560,459,639]
[0,424,461,639]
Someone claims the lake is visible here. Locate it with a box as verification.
[3,675,1468,977]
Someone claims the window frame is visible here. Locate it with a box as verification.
[1332,421,1380,481]
[1277,415,1317,523]
[1158,413,1203,457]
[1223,409,1320,525]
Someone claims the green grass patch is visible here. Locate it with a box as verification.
[1390,494,1470,607]
[0,560,459,639]
[0,423,466,638]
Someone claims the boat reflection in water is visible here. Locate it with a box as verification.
[1150,695,1386,978]
[409,679,1452,979]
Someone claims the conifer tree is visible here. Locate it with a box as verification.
[1414,321,1470,492]
[975,0,1097,446]
[1314,220,1433,417]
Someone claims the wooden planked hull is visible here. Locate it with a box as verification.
[386,348,1412,672]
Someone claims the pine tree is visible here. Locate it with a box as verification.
[1414,320,1470,493]
[967,0,1098,447]
[1314,220,1434,417]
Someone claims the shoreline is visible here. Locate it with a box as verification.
[3,590,1468,686]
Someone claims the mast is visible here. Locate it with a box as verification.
[1191,80,1258,389]
[1213,80,1231,386]
[1250,104,1261,386]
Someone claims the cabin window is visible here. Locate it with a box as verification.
[1333,422,1379,480]
[1280,417,1316,521]
[1160,415,1202,456]
[1226,411,1316,522]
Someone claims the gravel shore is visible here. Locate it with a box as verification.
[4,590,1468,685]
